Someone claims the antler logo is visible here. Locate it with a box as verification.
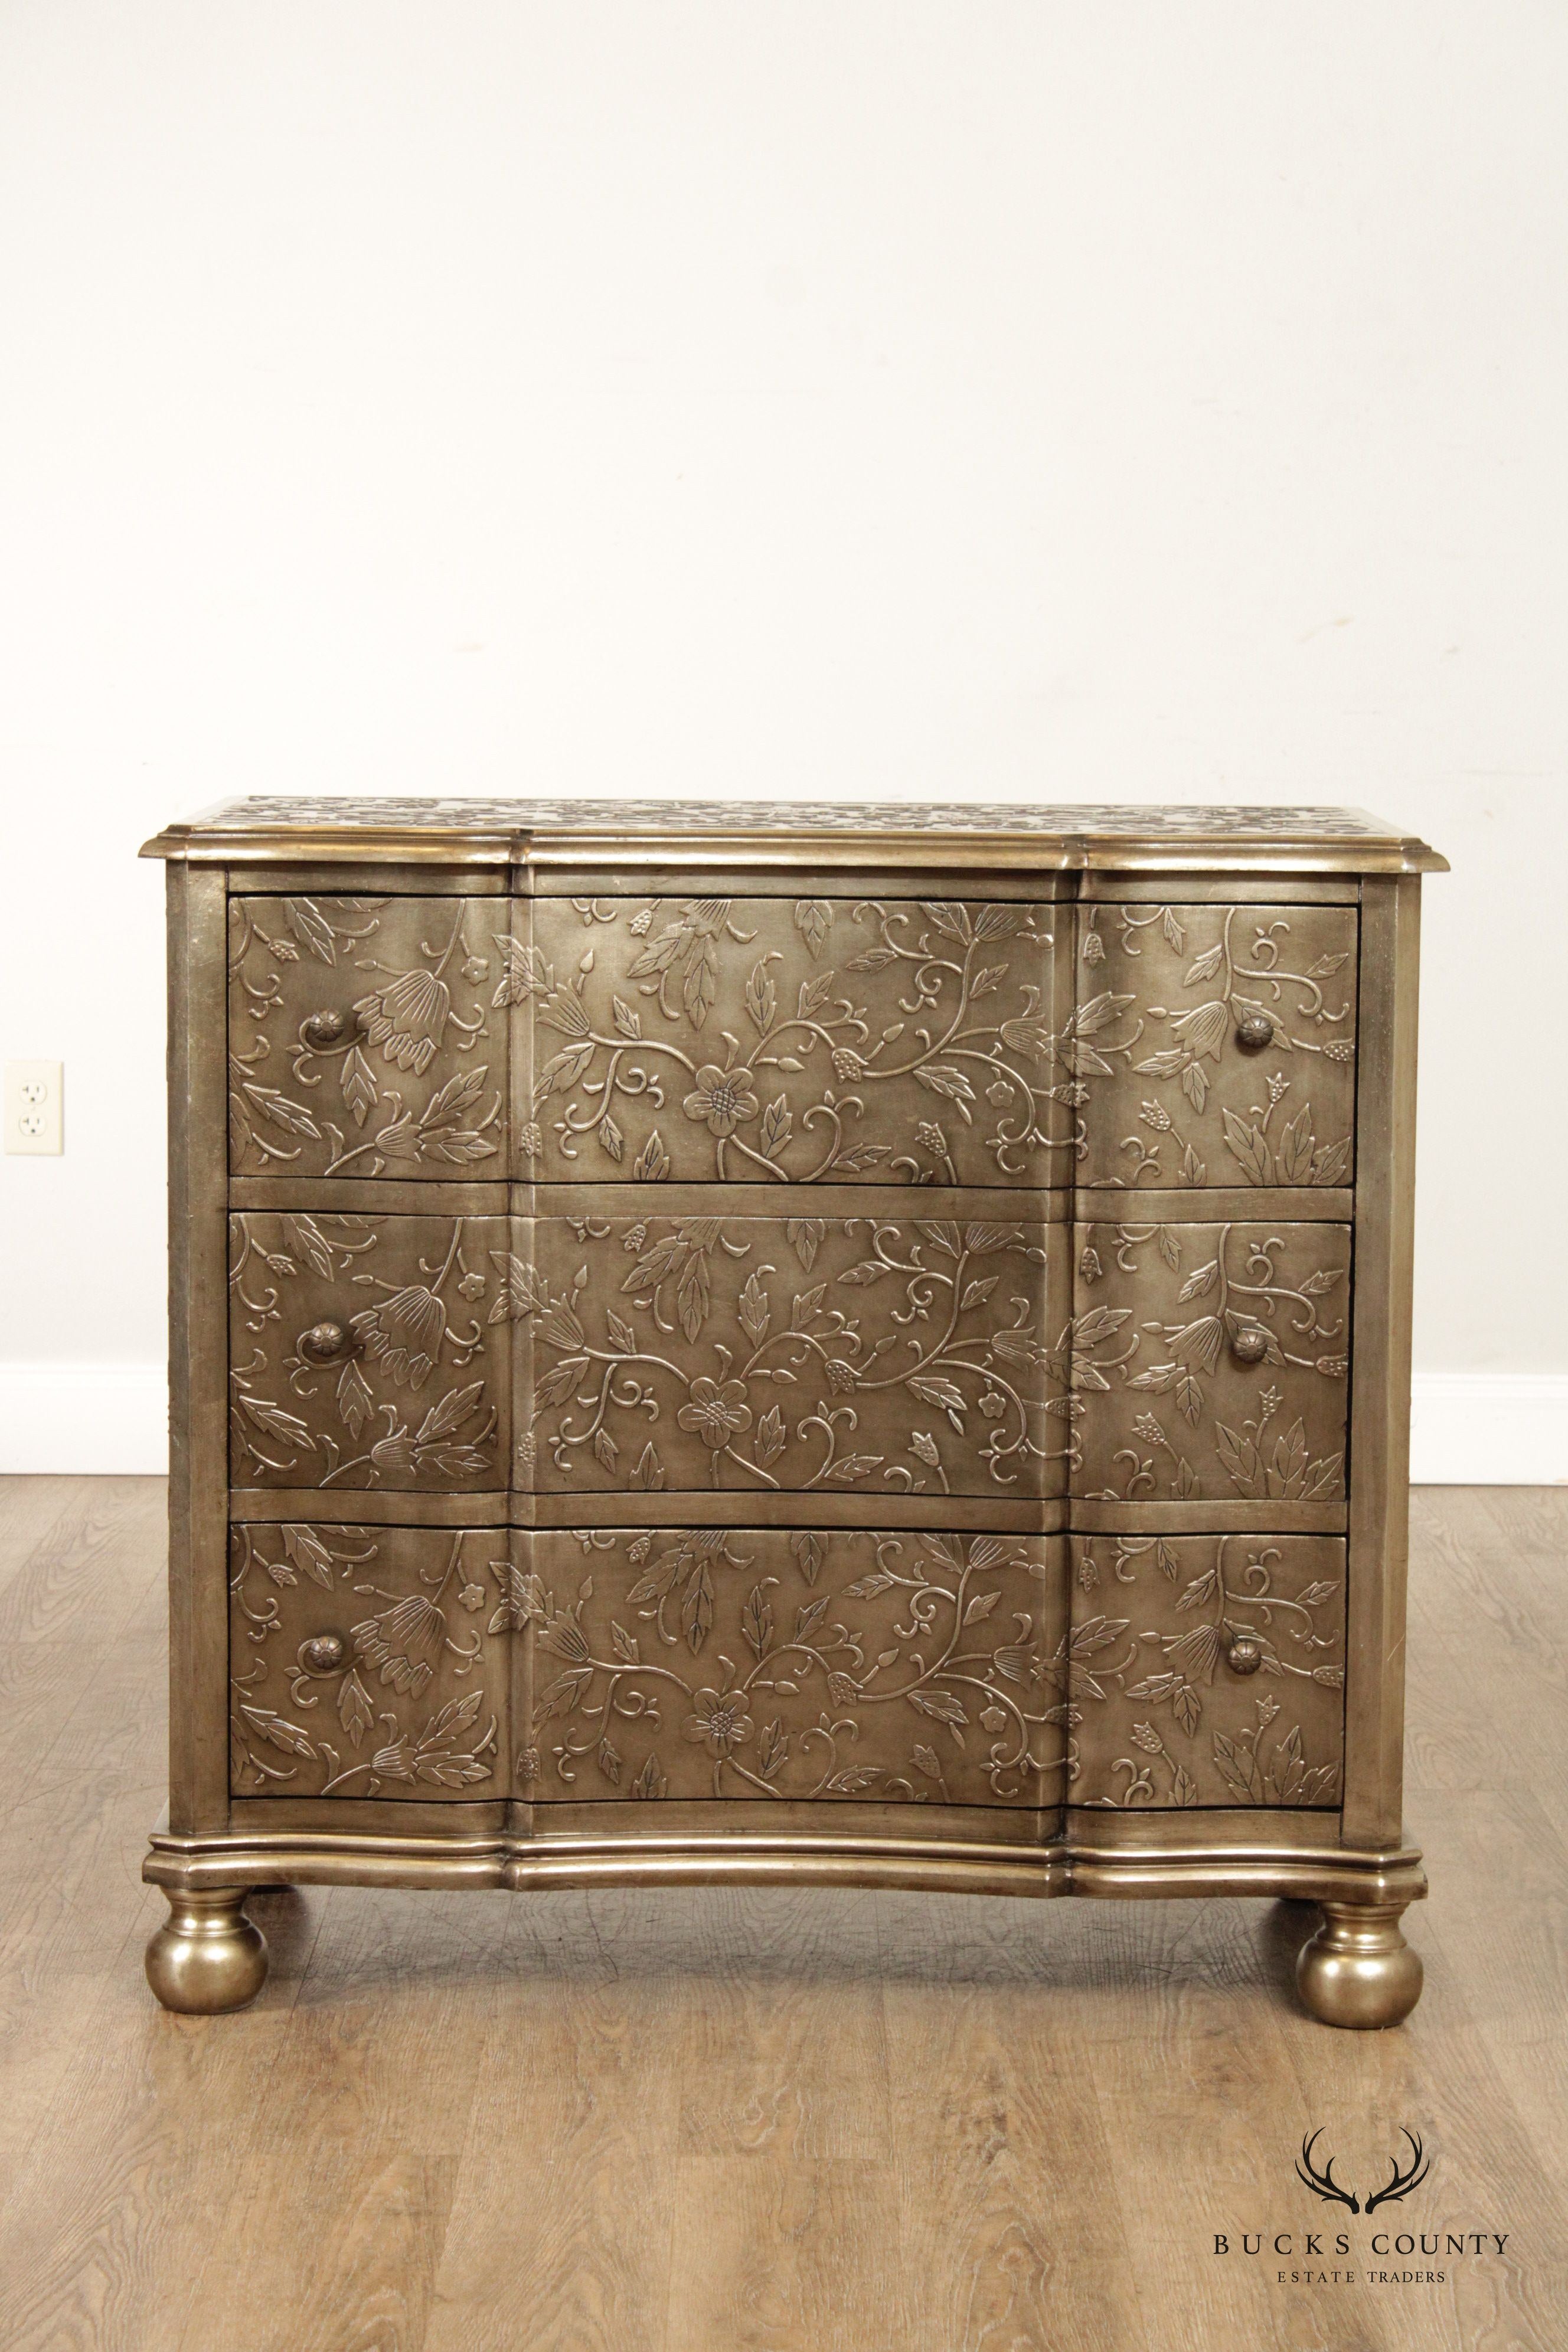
[1296,2128,1431,2214]
[1364,2129,1430,2213]
[1296,2129,1361,2211]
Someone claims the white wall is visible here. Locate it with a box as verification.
[1,5,1564,1475]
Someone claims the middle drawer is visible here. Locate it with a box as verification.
[228,1210,1348,1517]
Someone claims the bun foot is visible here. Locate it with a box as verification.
[1296,1900,1422,2029]
[145,1889,267,2014]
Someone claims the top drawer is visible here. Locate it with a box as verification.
[228,896,508,1180]
[1076,901,1358,1191]
[524,894,1061,1187]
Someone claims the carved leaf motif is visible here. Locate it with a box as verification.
[1276,1104,1316,1184]
[241,1704,316,1759]
[1221,1109,1275,1185]
[739,1270,771,1345]
[825,1453,883,1484]
[238,1394,315,1450]
[632,1129,670,1180]
[1072,991,1136,1037]
[338,1670,374,1746]
[285,898,337,963]
[284,1214,337,1280]
[759,1096,793,1156]
[244,1084,322,1139]
[488,1252,548,1322]
[791,1532,824,1586]
[491,934,550,1005]
[914,1065,975,1121]
[336,1358,374,1438]
[619,1442,659,1492]
[922,901,972,943]
[1311,1136,1352,1185]
[282,1525,336,1589]
[536,1040,596,1097]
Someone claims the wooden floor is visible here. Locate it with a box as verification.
[0,1481,1562,2350]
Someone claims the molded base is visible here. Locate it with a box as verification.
[145,1889,268,2014]
[1296,1900,1423,2029]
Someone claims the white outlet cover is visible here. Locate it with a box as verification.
[5,1060,64,1154]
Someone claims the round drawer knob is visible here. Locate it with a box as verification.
[1230,1327,1269,1365]
[299,1633,347,1674]
[1235,1012,1275,1049]
[1226,1633,1263,1676]
[299,1319,348,1362]
[301,1010,346,1048]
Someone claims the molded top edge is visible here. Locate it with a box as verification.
[141,796,1447,872]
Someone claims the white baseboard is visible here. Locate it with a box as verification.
[0,1364,1563,1484]
[1407,1371,1568,1487]
[0,1363,171,1475]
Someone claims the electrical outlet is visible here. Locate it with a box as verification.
[5,1061,64,1154]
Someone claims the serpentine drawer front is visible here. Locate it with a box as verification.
[143,799,1443,2030]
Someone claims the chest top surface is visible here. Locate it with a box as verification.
[142,798,1445,873]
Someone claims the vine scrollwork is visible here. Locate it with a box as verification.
[1067,1534,1345,1808]
[514,893,1074,1185]
[1073,902,1357,1189]
[230,1524,509,1797]
[228,1213,507,1490]
[228,894,506,1177]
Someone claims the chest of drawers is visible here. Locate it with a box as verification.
[139,798,1444,2026]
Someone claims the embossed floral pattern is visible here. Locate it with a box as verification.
[1066,1534,1344,1807]
[1072,1221,1351,1505]
[202,796,1394,839]
[228,896,505,1177]
[513,894,1068,1184]
[523,1527,1067,1804]
[228,1213,507,1490]
[229,1524,509,1798]
[503,1213,1071,1498]
[1071,903,1357,1188]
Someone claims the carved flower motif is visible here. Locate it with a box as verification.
[349,1285,446,1389]
[515,1746,541,1783]
[682,1687,754,1756]
[1139,1100,1171,1131]
[536,980,590,1038]
[353,968,450,1074]
[1170,999,1228,1062]
[909,1430,940,1466]
[518,1122,543,1158]
[351,1594,446,1696]
[458,1582,486,1612]
[831,1048,865,1081]
[677,1377,753,1449]
[915,1122,949,1155]
[456,1270,487,1301]
[682,1064,759,1139]
[827,1671,860,1707]
[824,1358,858,1393]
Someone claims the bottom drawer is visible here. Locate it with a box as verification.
[229,1523,514,1801]
[1067,1534,1345,1809]
[524,1527,1066,1809]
